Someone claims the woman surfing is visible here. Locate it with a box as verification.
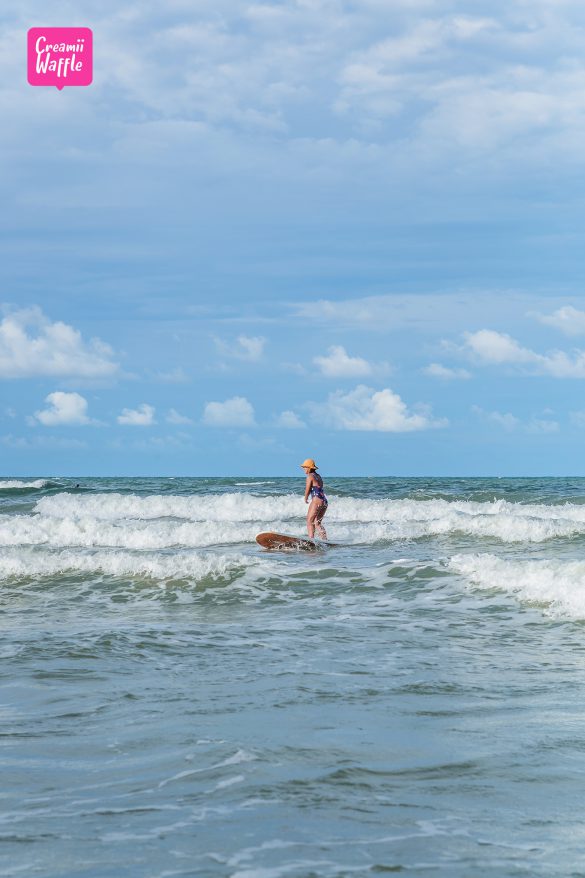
[301,458,328,540]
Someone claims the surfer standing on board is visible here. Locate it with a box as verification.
[301,458,328,540]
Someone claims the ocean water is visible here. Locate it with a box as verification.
[3,477,585,877]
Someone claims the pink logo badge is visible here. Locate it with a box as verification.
[27,27,92,90]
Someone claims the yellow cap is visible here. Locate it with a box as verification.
[300,458,318,469]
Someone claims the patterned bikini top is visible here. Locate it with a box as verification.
[309,475,327,502]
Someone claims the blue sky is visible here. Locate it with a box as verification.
[3,0,585,476]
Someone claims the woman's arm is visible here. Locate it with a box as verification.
[304,475,312,503]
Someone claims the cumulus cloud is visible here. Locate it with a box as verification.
[309,384,446,432]
[31,391,92,426]
[463,330,535,364]
[203,396,256,427]
[532,305,585,336]
[275,410,306,429]
[423,363,471,379]
[463,329,585,377]
[117,403,156,426]
[166,408,193,425]
[0,307,118,379]
[213,335,266,362]
[313,345,372,377]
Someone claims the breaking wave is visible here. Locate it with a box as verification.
[24,492,585,546]
[6,489,585,600]
[0,479,49,490]
[0,547,266,584]
[449,553,585,620]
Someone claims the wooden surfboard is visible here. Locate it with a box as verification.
[256,532,321,551]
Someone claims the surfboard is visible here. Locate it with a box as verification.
[256,532,321,551]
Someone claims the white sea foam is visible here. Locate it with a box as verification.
[35,492,302,522]
[26,493,585,546]
[0,514,267,549]
[3,511,585,550]
[449,553,585,619]
[35,491,585,525]
[0,479,48,489]
[0,547,263,583]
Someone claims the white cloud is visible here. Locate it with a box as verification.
[527,418,559,434]
[213,334,266,362]
[293,293,555,335]
[472,406,559,433]
[423,363,471,379]
[203,396,256,427]
[32,392,92,426]
[332,10,585,164]
[532,305,585,336]
[14,1,574,172]
[309,384,446,432]
[237,336,266,361]
[117,403,156,426]
[166,408,193,425]
[463,329,585,377]
[275,410,306,429]
[463,330,535,364]
[472,406,520,431]
[5,1,585,243]
[313,345,372,377]
[0,307,118,379]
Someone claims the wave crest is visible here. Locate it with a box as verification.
[0,547,264,584]
[449,553,585,619]
[0,479,48,490]
[27,493,585,546]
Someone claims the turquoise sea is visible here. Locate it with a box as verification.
[3,476,585,877]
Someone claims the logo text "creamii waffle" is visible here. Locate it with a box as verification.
[27,28,93,90]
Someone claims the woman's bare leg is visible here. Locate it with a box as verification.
[315,503,328,540]
[307,501,317,538]
[307,502,328,540]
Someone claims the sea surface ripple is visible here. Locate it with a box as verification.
[3,477,585,877]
